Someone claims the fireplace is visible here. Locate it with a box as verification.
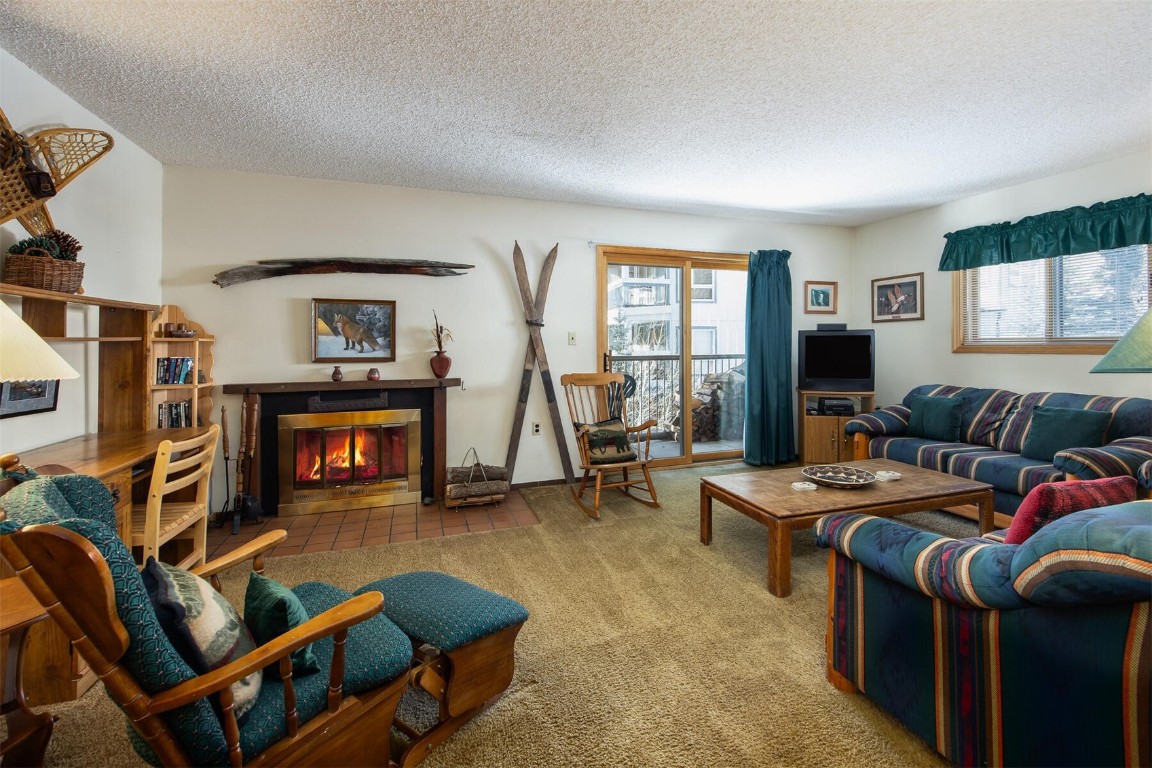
[277,409,421,515]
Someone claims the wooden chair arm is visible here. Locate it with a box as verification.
[148,591,385,714]
[625,419,657,433]
[190,530,288,583]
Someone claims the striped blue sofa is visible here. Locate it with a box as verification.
[845,385,1152,515]
[815,501,1152,767]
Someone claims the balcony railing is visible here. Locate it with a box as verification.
[607,353,746,439]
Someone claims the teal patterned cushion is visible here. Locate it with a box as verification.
[0,475,229,765]
[142,559,262,720]
[358,571,529,652]
[43,518,229,766]
[244,571,320,677]
[1011,500,1152,605]
[0,474,117,529]
[238,581,412,758]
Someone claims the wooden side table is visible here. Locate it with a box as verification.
[1,577,55,767]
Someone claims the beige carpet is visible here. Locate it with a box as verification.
[26,463,973,767]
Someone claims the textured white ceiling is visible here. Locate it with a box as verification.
[1,0,1149,226]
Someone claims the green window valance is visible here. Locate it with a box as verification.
[938,192,1152,271]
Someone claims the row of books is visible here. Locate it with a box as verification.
[157,399,193,428]
[156,356,195,385]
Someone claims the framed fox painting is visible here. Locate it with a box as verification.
[312,298,396,363]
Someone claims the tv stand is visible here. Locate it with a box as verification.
[797,389,874,464]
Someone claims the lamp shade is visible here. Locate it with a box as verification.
[0,300,81,382]
[1090,309,1152,374]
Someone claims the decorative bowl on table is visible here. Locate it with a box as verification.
[801,464,877,489]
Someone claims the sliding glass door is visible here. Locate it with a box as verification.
[597,246,748,466]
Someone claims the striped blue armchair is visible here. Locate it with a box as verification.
[815,500,1151,767]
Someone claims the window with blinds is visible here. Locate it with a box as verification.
[954,244,1150,353]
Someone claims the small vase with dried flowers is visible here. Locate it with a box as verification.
[430,310,453,378]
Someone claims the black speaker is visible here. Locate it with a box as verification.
[816,323,847,331]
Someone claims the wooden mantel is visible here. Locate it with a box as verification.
[222,379,461,509]
[223,378,461,395]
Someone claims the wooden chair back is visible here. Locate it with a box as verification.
[136,424,220,567]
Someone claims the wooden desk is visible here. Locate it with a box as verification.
[0,427,209,706]
[0,577,55,767]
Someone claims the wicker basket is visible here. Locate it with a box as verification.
[3,253,85,293]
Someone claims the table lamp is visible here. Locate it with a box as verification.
[0,300,80,382]
[1090,309,1152,374]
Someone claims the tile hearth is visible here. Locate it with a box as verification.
[205,490,538,560]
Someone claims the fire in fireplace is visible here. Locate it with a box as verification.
[277,409,421,515]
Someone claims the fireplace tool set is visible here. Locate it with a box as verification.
[214,401,264,533]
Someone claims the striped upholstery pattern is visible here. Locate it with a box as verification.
[816,503,1152,767]
[1054,435,1152,481]
[849,386,1151,516]
[996,392,1149,453]
[844,404,910,437]
[900,385,1019,448]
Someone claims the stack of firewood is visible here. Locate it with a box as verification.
[445,460,510,508]
[666,367,746,443]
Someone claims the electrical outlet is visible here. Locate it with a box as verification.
[567,332,576,345]
[532,422,541,435]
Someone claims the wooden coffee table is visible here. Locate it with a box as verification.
[699,459,994,597]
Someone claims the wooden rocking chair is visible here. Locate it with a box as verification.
[560,372,660,519]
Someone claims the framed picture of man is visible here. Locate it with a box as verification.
[803,281,838,314]
[871,272,924,322]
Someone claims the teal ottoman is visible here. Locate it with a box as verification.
[356,571,528,767]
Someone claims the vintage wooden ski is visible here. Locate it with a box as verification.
[505,242,574,483]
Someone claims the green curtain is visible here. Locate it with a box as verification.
[744,249,796,466]
[938,192,1152,271]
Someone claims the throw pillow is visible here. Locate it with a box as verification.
[1020,406,1112,462]
[906,395,963,442]
[579,418,637,465]
[244,571,321,677]
[141,558,262,719]
[1004,475,1137,545]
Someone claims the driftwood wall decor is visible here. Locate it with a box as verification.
[213,257,474,287]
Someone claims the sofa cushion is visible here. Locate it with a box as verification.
[867,436,999,473]
[1053,436,1152,481]
[907,395,963,442]
[997,392,1148,453]
[1020,405,1112,462]
[899,385,1018,448]
[142,558,262,720]
[244,571,321,678]
[1011,500,1152,605]
[1004,476,1138,544]
[947,451,1065,499]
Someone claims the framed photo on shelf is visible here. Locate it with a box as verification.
[311,298,396,363]
[871,272,924,322]
[0,379,60,418]
[803,281,838,314]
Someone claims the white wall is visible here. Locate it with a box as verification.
[0,48,163,453]
[852,150,1152,407]
[162,168,853,485]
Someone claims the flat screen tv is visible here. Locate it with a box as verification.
[797,330,875,392]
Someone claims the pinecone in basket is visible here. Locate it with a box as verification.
[44,229,83,261]
[7,235,61,259]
